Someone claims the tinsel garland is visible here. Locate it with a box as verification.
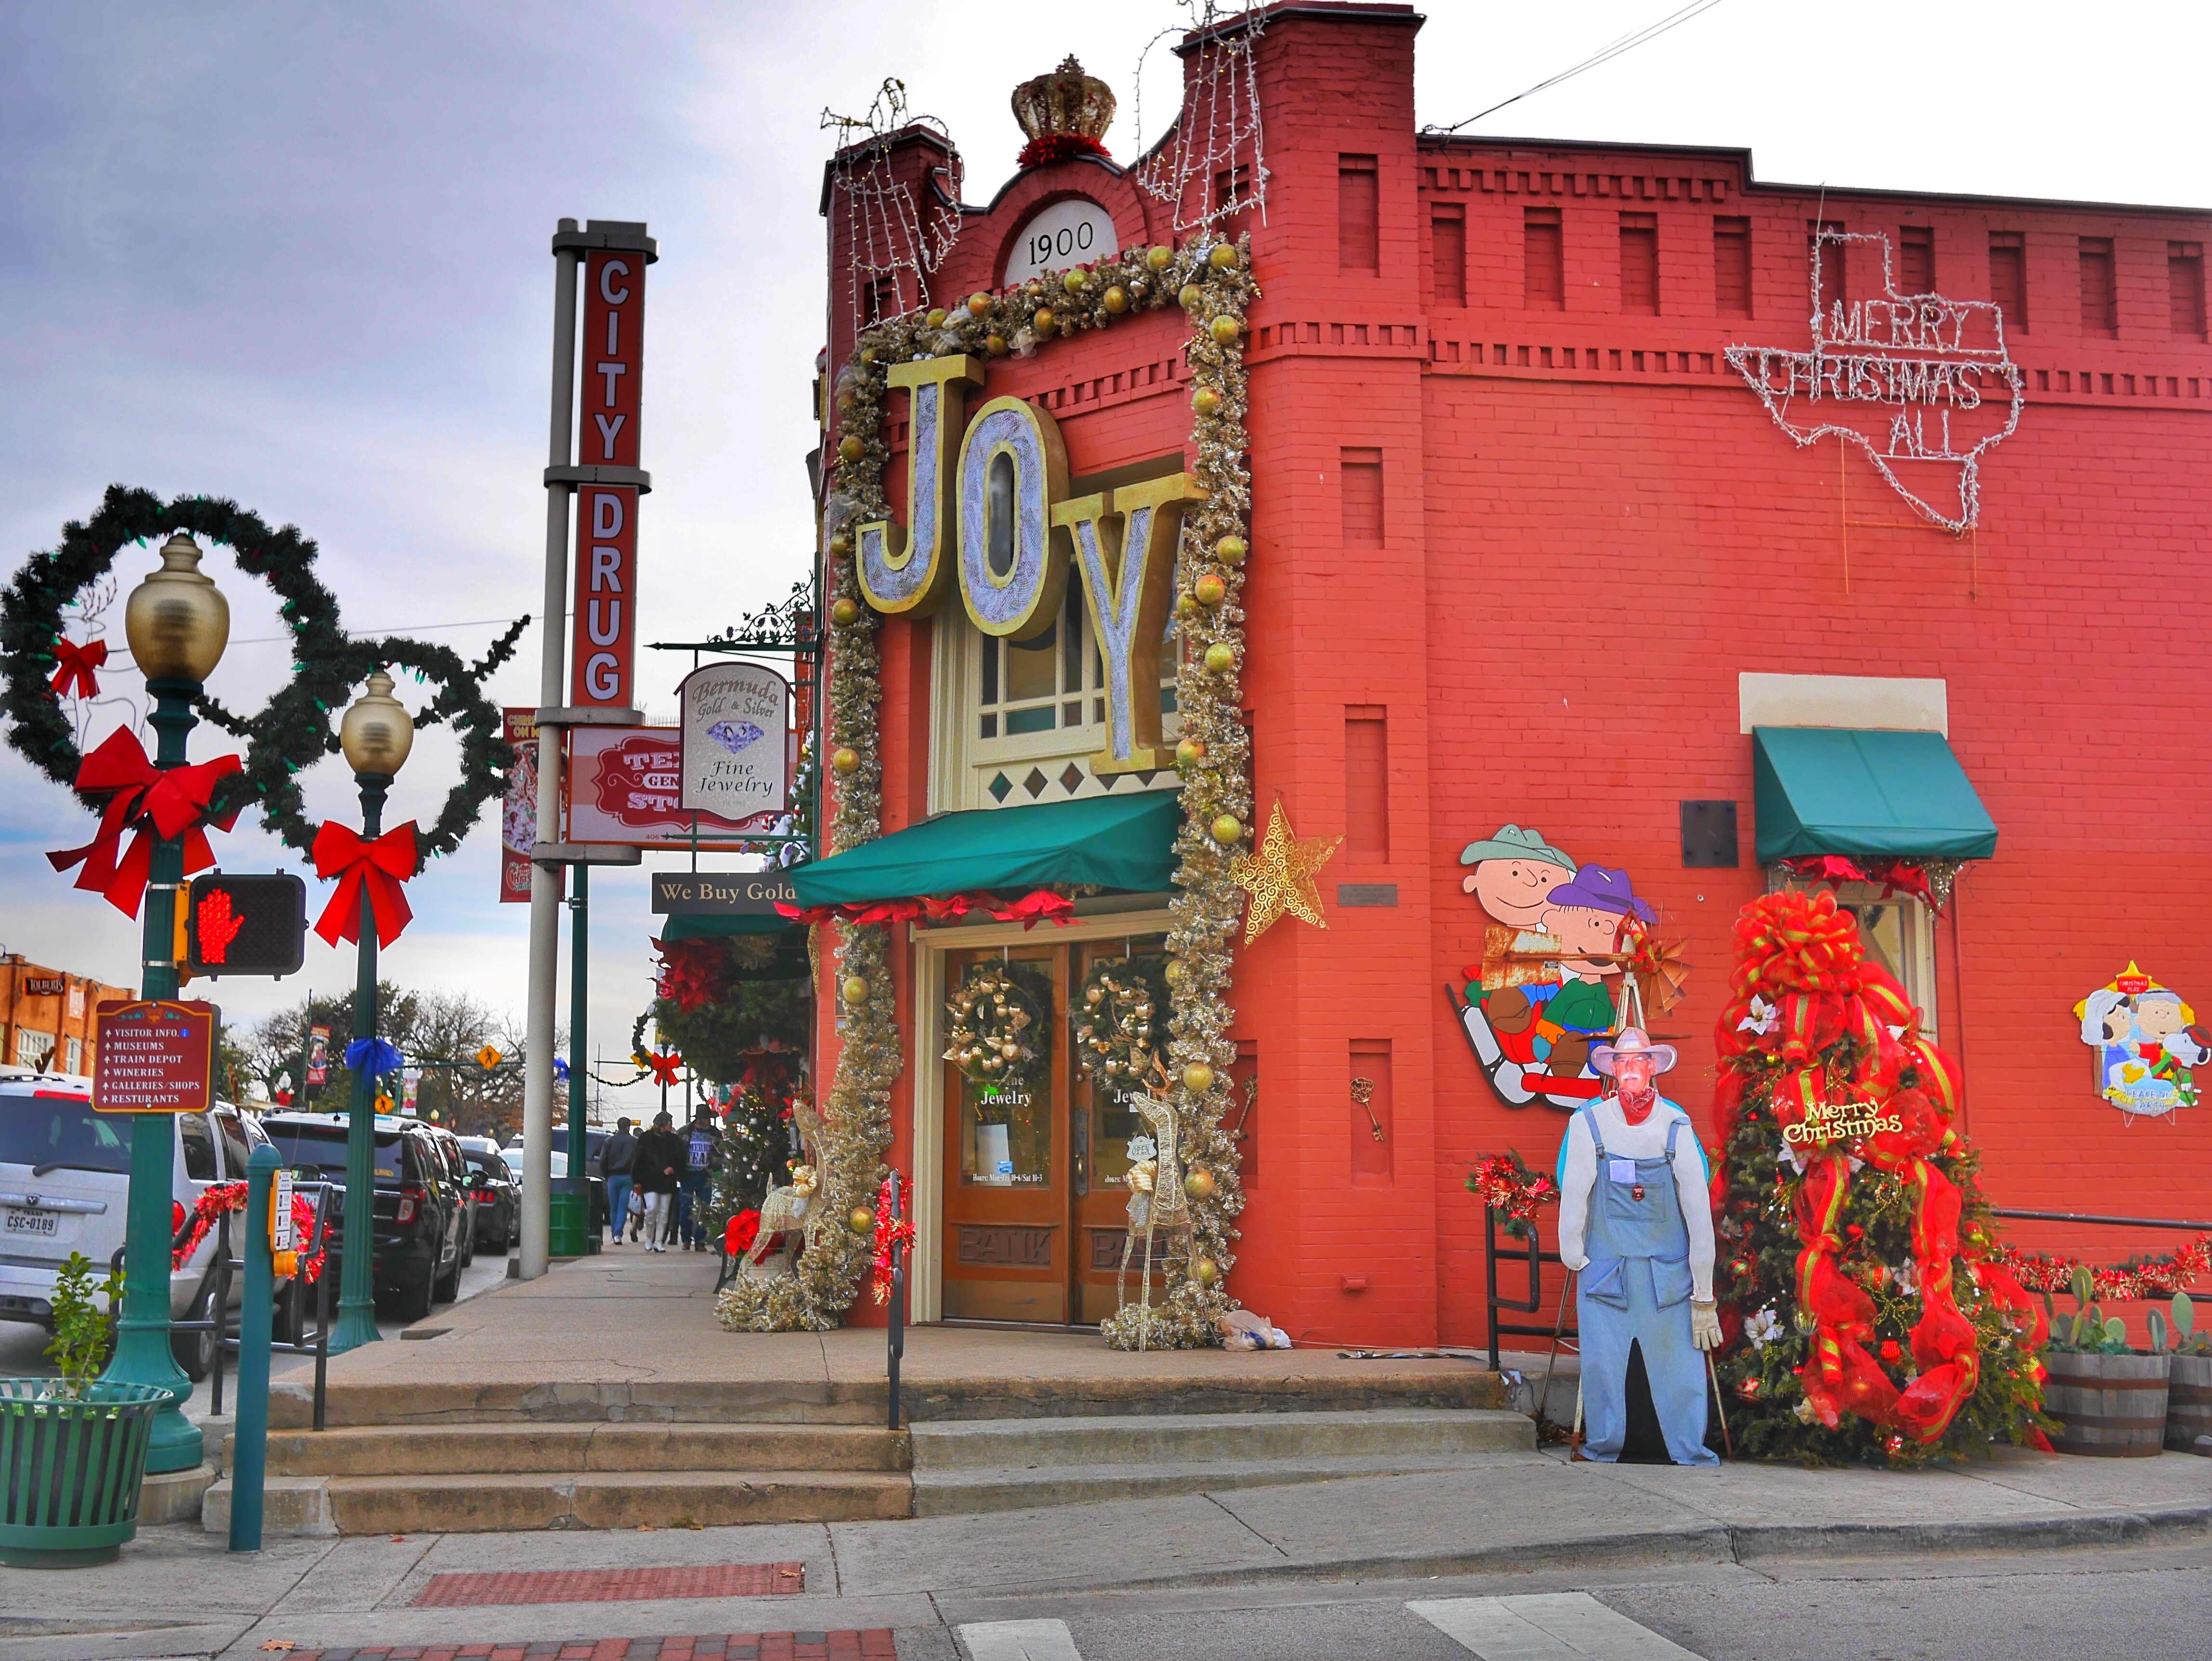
[942,961,1045,1092]
[1,485,519,865]
[717,236,1259,1340]
[1989,1232,2212,1303]
[174,1182,326,1284]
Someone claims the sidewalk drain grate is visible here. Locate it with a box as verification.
[412,1563,807,1608]
[279,1634,893,1660]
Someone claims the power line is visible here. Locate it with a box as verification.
[1424,0,1727,136]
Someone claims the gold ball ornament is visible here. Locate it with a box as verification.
[1192,1255,1221,1285]
[1103,285,1129,313]
[925,308,947,328]
[1147,245,1174,271]
[831,746,860,775]
[1163,957,1188,986]
[1209,242,1239,269]
[986,333,1009,356]
[1178,283,1204,310]
[1192,388,1222,418]
[1210,813,1243,845]
[1182,1062,1215,1094]
[968,292,992,316]
[1215,534,1247,566]
[1033,307,1057,335]
[1062,268,1089,293]
[1023,278,1046,298]
[1193,572,1226,606]
[1173,593,1198,621]
[838,435,865,461]
[1209,314,1243,344]
[830,597,860,627]
[1175,737,1206,766]
[1203,643,1236,674]
[847,1206,877,1236]
[842,976,870,1005]
[859,346,879,364]
[1184,1167,1217,1201]
[828,532,852,557]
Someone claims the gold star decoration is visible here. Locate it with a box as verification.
[1231,801,1342,943]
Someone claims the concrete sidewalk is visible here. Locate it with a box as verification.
[4,1439,2205,1660]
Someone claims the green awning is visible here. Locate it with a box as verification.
[790,790,1180,909]
[1753,727,1998,863]
[658,912,795,939]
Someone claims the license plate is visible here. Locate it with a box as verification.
[2,1210,58,1236]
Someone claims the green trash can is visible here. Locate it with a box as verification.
[548,1185,589,1259]
[0,1380,168,1568]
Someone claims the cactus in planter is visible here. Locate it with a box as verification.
[2175,1292,2209,1356]
[2149,1309,2170,1352]
[2053,1264,2133,1354]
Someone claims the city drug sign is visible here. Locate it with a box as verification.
[852,355,1203,774]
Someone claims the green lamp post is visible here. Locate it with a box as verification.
[102,532,228,1474]
[327,669,414,1354]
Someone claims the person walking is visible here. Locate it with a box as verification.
[632,1110,686,1252]
[599,1116,637,1244]
[677,1106,721,1251]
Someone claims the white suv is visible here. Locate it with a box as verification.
[0,1068,272,1380]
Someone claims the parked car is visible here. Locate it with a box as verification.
[258,1112,466,1321]
[0,1071,278,1380]
[420,1125,476,1270]
[457,1140,518,1252]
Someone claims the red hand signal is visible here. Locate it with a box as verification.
[196,888,245,963]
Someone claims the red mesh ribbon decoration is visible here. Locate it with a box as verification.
[50,637,106,699]
[311,820,420,948]
[870,1173,915,1305]
[776,888,1076,930]
[1016,132,1109,169]
[47,727,244,918]
[652,937,726,1012]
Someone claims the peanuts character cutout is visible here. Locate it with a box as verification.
[2076,962,2211,1118]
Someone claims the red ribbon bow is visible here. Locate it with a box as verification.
[47,728,243,917]
[50,637,107,699]
[646,1050,683,1087]
[311,820,420,948]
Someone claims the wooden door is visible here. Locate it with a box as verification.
[941,945,1069,1321]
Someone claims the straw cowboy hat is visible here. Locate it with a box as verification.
[1590,1026,1676,1076]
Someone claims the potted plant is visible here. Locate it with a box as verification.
[0,1252,171,1567]
[2041,1266,2172,1457]
[2146,1292,2212,1455]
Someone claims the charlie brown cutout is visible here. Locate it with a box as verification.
[1453,824,1659,1111]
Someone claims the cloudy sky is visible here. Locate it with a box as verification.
[1,0,2203,1113]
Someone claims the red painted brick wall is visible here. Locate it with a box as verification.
[820,2,2212,1343]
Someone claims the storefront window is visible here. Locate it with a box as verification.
[957,958,1054,1187]
[1773,872,1939,1037]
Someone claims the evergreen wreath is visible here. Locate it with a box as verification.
[942,961,1044,1092]
[716,233,1258,1340]
[1,484,522,860]
[1075,956,1168,1093]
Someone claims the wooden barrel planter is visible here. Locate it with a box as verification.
[2043,1351,2172,1456]
[2167,1354,2212,1454]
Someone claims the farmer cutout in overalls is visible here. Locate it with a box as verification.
[1555,1028,1722,1465]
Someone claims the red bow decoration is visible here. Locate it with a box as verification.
[311,820,420,948]
[646,1049,683,1087]
[47,727,243,918]
[50,636,107,699]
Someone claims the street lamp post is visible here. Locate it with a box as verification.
[328,669,413,1354]
[103,532,228,1474]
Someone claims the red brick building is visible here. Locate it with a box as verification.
[0,955,127,1079]
[803,3,2212,1344]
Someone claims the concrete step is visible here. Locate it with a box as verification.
[912,1449,1539,1516]
[202,1476,337,1539]
[317,1469,913,1533]
[909,1408,1533,1472]
[272,1367,1505,1429]
[249,1422,909,1477]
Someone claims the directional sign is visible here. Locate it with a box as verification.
[93,999,217,1115]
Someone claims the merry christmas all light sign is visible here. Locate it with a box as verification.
[1725,228,2024,532]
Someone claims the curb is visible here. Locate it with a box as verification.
[1090,1504,2212,1592]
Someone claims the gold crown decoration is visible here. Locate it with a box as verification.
[1012,56,1115,169]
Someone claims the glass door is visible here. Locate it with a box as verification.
[1071,935,1172,1324]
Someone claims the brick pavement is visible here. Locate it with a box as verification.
[284,1634,896,1661]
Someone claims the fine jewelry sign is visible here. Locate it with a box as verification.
[93,999,217,1115]
[677,661,790,821]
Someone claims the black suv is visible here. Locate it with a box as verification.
[259,1112,467,1321]
[457,1137,518,1252]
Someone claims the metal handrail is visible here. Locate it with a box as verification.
[1993,1208,2212,1232]
[208,1181,336,1433]
[1483,1204,1576,1371]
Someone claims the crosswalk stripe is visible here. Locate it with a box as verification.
[1410,1593,1705,1660]
[958,1617,1085,1661]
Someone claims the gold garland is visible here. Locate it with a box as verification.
[717,236,1257,1343]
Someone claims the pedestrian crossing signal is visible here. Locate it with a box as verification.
[185,873,307,978]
